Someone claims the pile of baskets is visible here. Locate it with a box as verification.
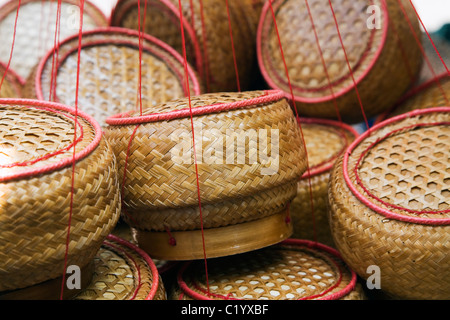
[0,0,448,300]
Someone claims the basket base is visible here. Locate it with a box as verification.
[132,208,293,261]
[0,261,94,300]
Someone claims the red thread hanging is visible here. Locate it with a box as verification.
[0,0,20,93]
[225,0,240,92]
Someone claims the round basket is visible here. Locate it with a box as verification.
[0,61,22,98]
[328,107,450,300]
[0,0,108,84]
[110,0,256,93]
[290,118,358,247]
[0,98,121,293]
[256,0,423,123]
[173,239,366,300]
[25,27,201,127]
[105,90,308,261]
[376,72,450,123]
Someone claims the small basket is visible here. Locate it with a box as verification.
[290,118,358,247]
[110,0,256,93]
[328,107,450,299]
[0,0,108,84]
[25,27,201,127]
[0,98,121,293]
[376,72,450,123]
[105,90,308,261]
[0,61,22,98]
[257,0,423,123]
[173,239,366,300]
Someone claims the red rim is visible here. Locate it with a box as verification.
[256,0,389,104]
[177,238,357,301]
[34,27,201,104]
[343,106,450,225]
[0,98,102,183]
[106,90,285,125]
[105,234,160,301]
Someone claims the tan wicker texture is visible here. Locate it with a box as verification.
[105,90,307,260]
[328,108,450,299]
[290,119,358,247]
[0,63,22,98]
[174,239,366,300]
[257,0,423,123]
[110,0,256,93]
[26,27,201,127]
[0,0,107,83]
[0,99,121,292]
[74,235,166,300]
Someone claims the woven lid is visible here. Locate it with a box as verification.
[298,118,359,179]
[0,0,107,83]
[257,0,387,103]
[34,27,201,127]
[344,107,450,225]
[176,239,360,300]
[74,235,166,300]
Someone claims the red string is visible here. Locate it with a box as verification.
[49,0,63,101]
[178,0,209,294]
[267,0,317,243]
[60,0,85,301]
[0,0,20,93]
[136,0,148,115]
[198,0,211,92]
[225,0,240,92]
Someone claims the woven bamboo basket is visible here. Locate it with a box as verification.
[0,0,107,84]
[328,107,450,300]
[172,239,366,300]
[377,72,450,123]
[290,118,358,247]
[257,0,423,123]
[0,98,121,294]
[0,62,22,98]
[110,0,256,93]
[25,27,201,127]
[105,90,308,261]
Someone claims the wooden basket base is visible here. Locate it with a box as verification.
[132,208,293,261]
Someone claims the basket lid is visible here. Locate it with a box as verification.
[0,0,107,83]
[299,118,358,178]
[0,98,101,182]
[177,239,357,300]
[344,107,450,225]
[35,27,201,127]
[73,235,165,300]
[257,0,388,103]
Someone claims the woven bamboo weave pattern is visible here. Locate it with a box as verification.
[0,0,107,82]
[0,100,121,292]
[176,240,366,300]
[74,236,166,300]
[0,63,22,98]
[257,0,423,123]
[111,0,256,93]
[29,28,200,127]
[328,108,450,299]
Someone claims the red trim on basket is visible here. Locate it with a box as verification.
[106,234,160,301]
[0,98,101,182]
[344,107,450,225]
[105,90,285,125]
[177,239,357,301]
[34,27,201,103]
[256,0,389,104]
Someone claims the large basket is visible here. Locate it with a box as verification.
[257,0,423,123]
[105,90,308,261]
[0,98,121,293]
[110,0,256,93]
[290,118,358,247]
[173,239,366,300]
[0,61,22,98]
[25,27,201,127]
[0,0,108,84]
[328,107,450,299]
